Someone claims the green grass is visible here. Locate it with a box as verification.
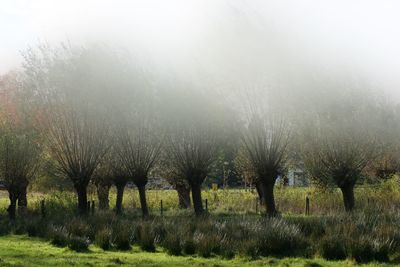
[0,235,393,267]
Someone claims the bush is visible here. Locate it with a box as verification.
[350,242,374,263]
[239,239,259,259]
[136,223,156,252]
[26,219,48,237]
[319,237,347,260]
[163,233,182,255]
[349,238,390,263]
[194,232,221,258]
[182,237,196,255]
[288,216,326,238]
[113,228,132,251]
[67,218,92,239]
[50,226,69,247]
[95,228,112,250]
[220,238,235,259]
[0,221,10,236]
[68,235,90,252]
[256,218,306,256]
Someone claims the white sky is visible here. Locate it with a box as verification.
[1,0,400,99]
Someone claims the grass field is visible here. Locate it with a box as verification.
[2,180,399,216]
[1,181,400,266]
[0,235,395,267]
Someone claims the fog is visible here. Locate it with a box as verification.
[2,0,400,102]
[3,0,400,220]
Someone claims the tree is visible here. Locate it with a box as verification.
[234,149,264,204]
[111,156,129,215]
[0,123,41,219]
[241,115,290,216]
[22,44,112,214]
[92,160,114,210]
[159,162,191,209]
[114,115,162,217]
[162,87,227,216]
[301,91,378,212]
[0,72,41,219]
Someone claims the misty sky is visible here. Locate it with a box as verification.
[2,0,400,100]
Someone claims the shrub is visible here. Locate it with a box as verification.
[26,219,48,237]
[113,228,132,251]
[350,241,374,263]
[95,228,112,250]
[136,223,156,252]
[68,235,90,252]
[13,221,27,235]
[288,216,326,238]
[163,233,182,255]
[239,239,259,259]
[349,238,390,263]
[182,236,196,255]
[67,218,92,239]
[220,238,235,259]
[373,242,390,262]
[0,221,10,236]
[256,218,306,256]
[319,237,347,260]
[50,226,69,247]
[194,232,221,258]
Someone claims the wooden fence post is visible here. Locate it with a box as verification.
[41,199,46,219]
[91,201,95,215]
[305,195,310,216]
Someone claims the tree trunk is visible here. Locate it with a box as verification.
[255,181,265,205]
[176,184,191,209]
[340,184,355,212]
[7,190,17,220]
[97,184,110,210]
[262,182,277,216]
[115,183,125,215]
[75,185,88,215]
[191,183,204,216]
[17,186,28,215]
[137,185,149,217]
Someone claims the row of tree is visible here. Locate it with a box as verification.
[0,44,399,218]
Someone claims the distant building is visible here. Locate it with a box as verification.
[126,177,173,190]
[287,169,309,186]
[276,168,309,187]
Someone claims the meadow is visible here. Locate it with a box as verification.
[1,180,400,266]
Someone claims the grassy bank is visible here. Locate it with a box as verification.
[0,235,393,267]
[0,181,400,265]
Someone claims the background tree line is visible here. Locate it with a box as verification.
[0,43,398,218]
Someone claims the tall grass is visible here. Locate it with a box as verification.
[0,180,399,262]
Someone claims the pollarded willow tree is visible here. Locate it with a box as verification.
[241,114,291,216]
[112,157,129,215]
[158,157,191,209]
[92,159,114,210]
[22,44,112,214]
[42,105,110,214]
[366,102,400,180]
[234,148,264,204]
[303,118,376,212]
[301,86,379,212]
[114,114,162,217]
[161,85,228,216]
[165,121,222,215]
[0,123,41,219]
[0,72,41,219]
